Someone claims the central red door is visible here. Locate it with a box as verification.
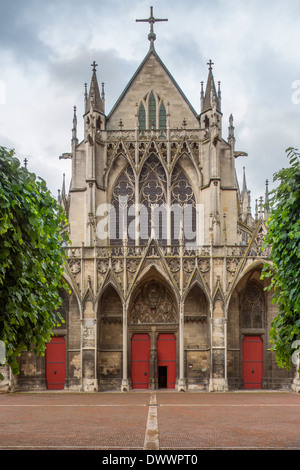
[45,337,66,390]
[157,333,176,389]
[131,334,150,389]
[242,335,263,389]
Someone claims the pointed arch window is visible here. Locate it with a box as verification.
[138,91,167,132]
[138,103,146,131]
[171,165,196,245]
[110,165,135,245]
[149,91,156,129]
[139,154,167,244]
[241,282,264,329]
[159,102,167,130]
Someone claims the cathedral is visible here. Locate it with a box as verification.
[2,8,298,392]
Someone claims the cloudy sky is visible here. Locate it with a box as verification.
[1,0,300,209]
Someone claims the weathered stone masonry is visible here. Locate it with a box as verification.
[2,11,299,392]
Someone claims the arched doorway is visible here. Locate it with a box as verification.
[45,286,69,390]
[184,284,209,388]
[227,266,268,390]
[129,278,178,389]
[97,284,123,390]
[240,281,265,389]
[45,337,66,390]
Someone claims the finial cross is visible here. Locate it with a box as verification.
[91,61,98,72]
[207,59,214,71]
[136,6,168,44]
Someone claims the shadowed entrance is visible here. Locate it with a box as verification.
[129,277,178,389]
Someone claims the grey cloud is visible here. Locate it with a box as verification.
[2,0,300,203]
[0,0,52,62]
[48,47,140,116]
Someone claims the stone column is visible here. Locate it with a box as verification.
[81,303,98,392]
[121,302,129,391]
[177,231,186,391]
[209,294,228,392]
[149,328,157,390]
[178,300,186,391]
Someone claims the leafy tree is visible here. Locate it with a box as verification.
[262,147,300,372]
[0,147,69,377]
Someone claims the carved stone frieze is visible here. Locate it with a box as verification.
[198,258,210,273]
[97,259,109,274]
[226,258,239,274]
[127,258,141,273]
[68,259,81,276]
[130,280,177,325]
[183,258,195,273]
[167,257,180,273]
[112,258,123,273]
[184,315,207,323]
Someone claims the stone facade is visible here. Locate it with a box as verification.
[2,24,298,393]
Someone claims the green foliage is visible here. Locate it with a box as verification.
[0,147,69,376]
[262,147,300,371]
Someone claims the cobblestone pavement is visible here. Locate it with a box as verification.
[0,391,299,451]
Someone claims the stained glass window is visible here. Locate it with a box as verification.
[171,165,196,244]
[138,103,146,130]
[110,166,135,245]
[140,154,167,243]
[149,92,156,129]
[241,282,264,329]
[159,102,166,130]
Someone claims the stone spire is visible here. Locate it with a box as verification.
[228,114,235,141]
[264,179,270,220]
[72,105,78,147]
[240,167,251,222]
[202,61,221,113]
[59,173,69,217]
[85,61,105,114]
[84,61,106,143]
[200,81,204,111]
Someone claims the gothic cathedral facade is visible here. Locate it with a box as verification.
[3,12,298,392]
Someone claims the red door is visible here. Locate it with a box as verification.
[242,335,263,389]
[157,333,176,389]
[131,334,150,389]
[45,337,66,390]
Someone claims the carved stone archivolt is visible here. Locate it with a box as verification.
[130,280,177,324]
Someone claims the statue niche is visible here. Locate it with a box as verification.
[130,280,177,324]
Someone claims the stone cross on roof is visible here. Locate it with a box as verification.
[136,6,168,46]
[207,60,214,71]
[91,61,98,72]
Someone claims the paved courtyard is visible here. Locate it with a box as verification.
[0,391,299,451]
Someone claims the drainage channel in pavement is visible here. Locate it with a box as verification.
[143,393,159,450]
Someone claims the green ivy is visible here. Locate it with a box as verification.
[0,147,70,377]
[262,147,300,372]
